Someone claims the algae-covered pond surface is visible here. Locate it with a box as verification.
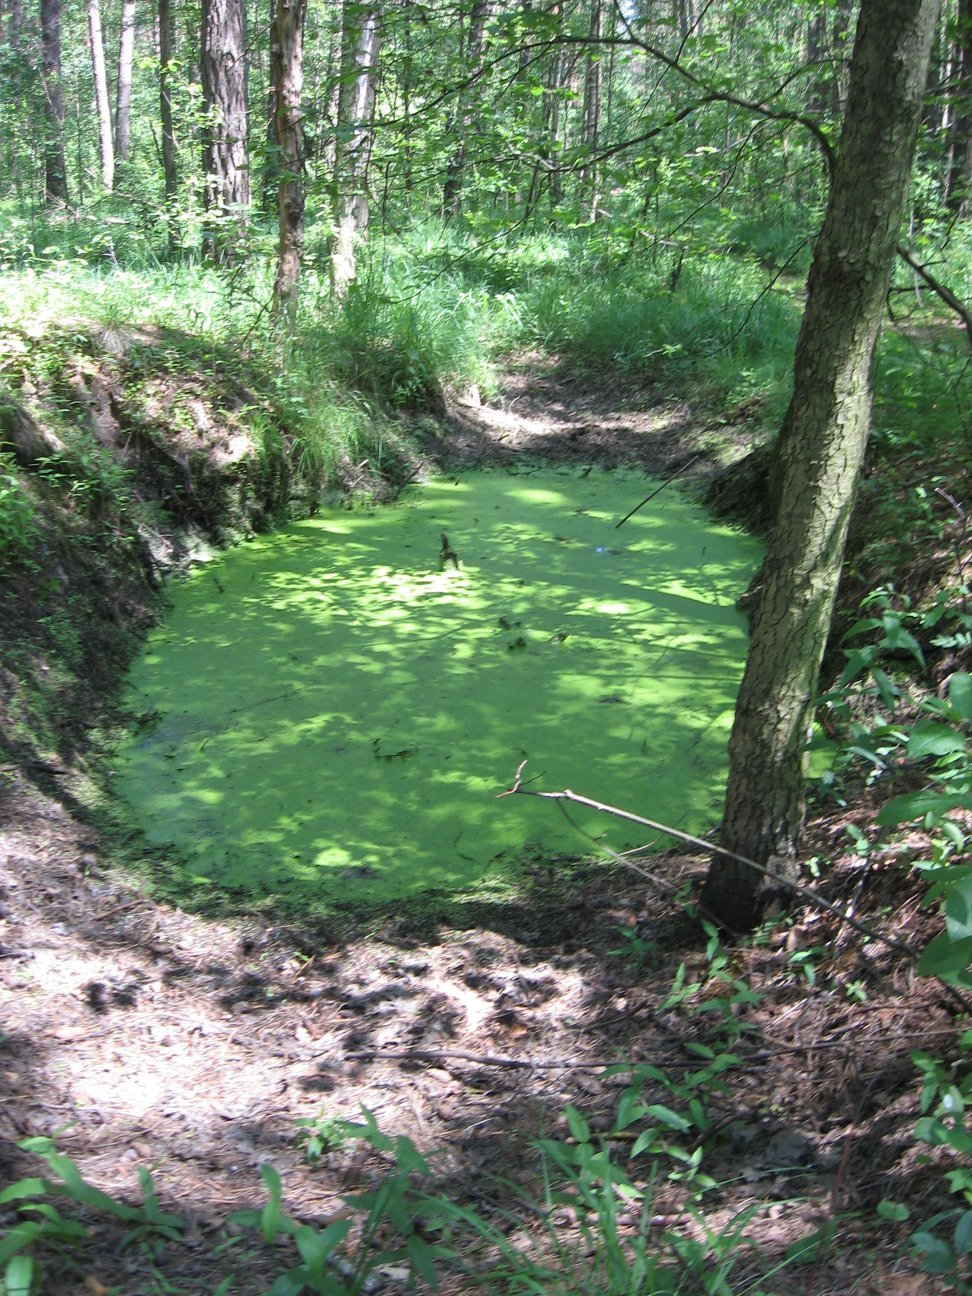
[116,469,762,913]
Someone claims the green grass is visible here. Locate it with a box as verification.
[0,213,967,516]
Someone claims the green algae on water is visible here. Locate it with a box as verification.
[116,468,762,913]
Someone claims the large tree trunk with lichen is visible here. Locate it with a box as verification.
[201,0,251,261]
[701,0,942,933]
[271,0,307,317]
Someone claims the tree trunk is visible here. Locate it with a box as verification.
[158,0,179,249]
[701,0,942,933]
[579,0,602,216]
[87,0,115,191]
[329,0,381,295]
[40,0,69,203]
[6,0,22,47]
[441,0,492,220]
[201,0,251,260]
[115,0,136,165]
[271,0,307,317]
[946,0,972,212]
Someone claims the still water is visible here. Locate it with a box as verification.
[116,468,761,912]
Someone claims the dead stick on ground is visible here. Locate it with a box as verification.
[498,761,921,962]
[345,1048,611,1070]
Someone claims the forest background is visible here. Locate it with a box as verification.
[2,0,972,1293]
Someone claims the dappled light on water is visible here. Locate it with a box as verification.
[116,468,761,912]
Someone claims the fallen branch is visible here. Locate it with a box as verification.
[345,1047,608,1070]
[499,761,920,961]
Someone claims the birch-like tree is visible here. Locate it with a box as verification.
[115,0,136,165]
[329,0,381,294]
[40,0,69,202]
[87,0,114,190]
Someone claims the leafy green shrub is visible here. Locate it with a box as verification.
[881,1037,972,1292]
[0,453,36,566]
[818,587,972,985]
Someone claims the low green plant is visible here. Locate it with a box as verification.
[2,1092,805,1296]
[787,945,828,988]
[0,452,36,566]
[296,1111,349,1163]
[607,923,659,972]
[815,586,972,985]
[655,925,763,1045]
[0,1136,183,1294]
[36,440,134,518]
[879,1036,972,1291]
[232,1109,452,1294]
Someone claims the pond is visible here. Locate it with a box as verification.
[115,467,762,914]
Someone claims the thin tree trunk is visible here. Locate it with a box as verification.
[6,0,22,49]
[262,0,278,213]
[946,0,972,211]
[441,0,491,220]
[40,0,69,203]
[201,0,251,260]
[158,0,179,249]
[4,0,24,193]
[88,0,115,191]
[702,0,942,932]
[580,0,602,217]
[115,0,136,165]
[329,0,381,295]
[271,0,307,316]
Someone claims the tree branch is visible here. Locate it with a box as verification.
[896,244,972,348]
[499,761,919,960]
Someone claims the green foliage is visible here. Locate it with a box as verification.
[817,586,972,986]
[896,1040,972,1290]
[37,442,134,519]
[3,1070,809,1296]
[608,923,659,972]
[0,1136,183,1294]
[0,452,36,567]
[296,1112,349,1164]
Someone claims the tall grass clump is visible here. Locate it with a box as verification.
[520,240,800,408]
[312,226,527,408]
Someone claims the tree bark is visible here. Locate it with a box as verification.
[158,0,179,249]
[701,0,942,933]
[40,0,69,203]
[441,0,492,220]
[201,0,251,260]
[271,0,307,317]
[115,0,136,165]
[87,0,115,191]
[579,0,602,216]
[946,0,972,212]
[329,0,381,295]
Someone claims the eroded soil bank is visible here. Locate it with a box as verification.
[0,346,956,1294]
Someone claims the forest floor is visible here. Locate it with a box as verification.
[0,359,963,1295]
